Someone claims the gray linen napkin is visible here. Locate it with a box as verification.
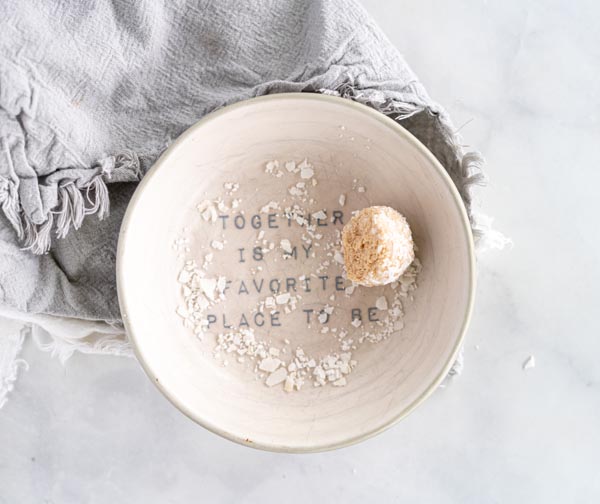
[0,0,492,330]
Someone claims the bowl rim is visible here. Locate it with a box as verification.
[116,92,476,453]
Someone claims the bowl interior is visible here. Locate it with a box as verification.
[117,94,474,452]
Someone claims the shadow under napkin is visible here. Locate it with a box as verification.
[0,183,136,323]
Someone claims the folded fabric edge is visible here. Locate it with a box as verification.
[0,319,29,409]
[0,307,133,410]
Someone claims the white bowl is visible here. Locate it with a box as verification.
[117,93,475,452]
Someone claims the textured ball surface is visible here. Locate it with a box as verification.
[342,206,415,287]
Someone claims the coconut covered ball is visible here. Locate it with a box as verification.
[342,206,414,287]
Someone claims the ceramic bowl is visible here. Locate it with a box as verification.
[117,93,475,452]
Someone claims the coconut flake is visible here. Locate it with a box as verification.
[523,355,536,370]
[260,201,279,213]
[333,377,347,387]
[375,296,388,311]
[280,239,293,253]
[259,357,282,372]
[276,293,291,305]
[265,160,279,174]
[300,167,314,179]
[265,367,288,387]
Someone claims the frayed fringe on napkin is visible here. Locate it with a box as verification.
[0,151,140,255]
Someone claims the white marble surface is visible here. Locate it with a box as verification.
[2,1,600,502]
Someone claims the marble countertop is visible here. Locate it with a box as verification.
[1,1,599,502]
